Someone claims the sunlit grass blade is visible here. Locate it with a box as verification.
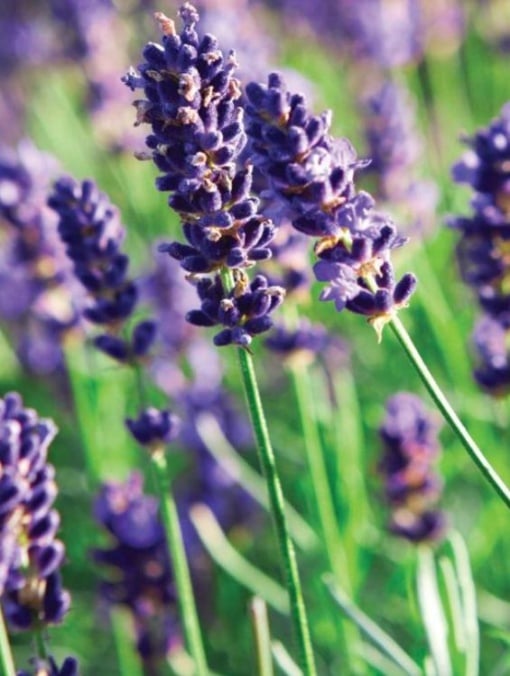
[417,547,452,676]
[271,641,303,676]
[324,575,421,676]
[0,608,16,676]
[250,598,274,676]
[195,414,318,552]
[449,531,479,676]
[439,556,467,657]
[190,504,289,615]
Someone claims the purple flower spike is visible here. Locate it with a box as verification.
[245,72,416,330]
[379,393,445,544]
[93,473,178,667]
[0,392,70,630]
[449,103,510,393]
[124,4,277,274]
[48,176,157,365]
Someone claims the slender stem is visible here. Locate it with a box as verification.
[220,269,316,675]
[0,608,16,676]
[35,625,48,661]
[390,315,510,508]
[250,598,275,676]
[235,346,316,675]
[150,451,208,676]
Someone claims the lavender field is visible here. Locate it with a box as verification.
[1,1,510,674]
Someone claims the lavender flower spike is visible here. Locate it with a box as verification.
[48,176,156,363]
[0,392,70,630]
[245,73,416,334]
[379,393,445,543]
[93,473,178,668]
[124,4,276,274]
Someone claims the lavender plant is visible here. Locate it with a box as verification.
[123,5,316,672]
[243,69,510,509]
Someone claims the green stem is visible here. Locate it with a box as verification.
[35,626,48,662]
[0,609,16,676]
[150,451,208,676]
[221,269,316,674]
[235,346,316,675]
[390,315,510,508]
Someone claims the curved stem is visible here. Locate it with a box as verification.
[390,315,510,508]
[0,609,16,676]
[150,451,209,676]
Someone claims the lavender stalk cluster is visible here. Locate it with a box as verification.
[378,393,445,543]
[0,142,82,375]
[93,472,179,668]
[449,103,510,394]
[123,4,284,348]
[0,393,70,631]
[244,72,416,333]
[48,176,156,364]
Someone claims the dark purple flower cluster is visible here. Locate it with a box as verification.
[124,4,282,345]
[0,142,82,374]
[378,393,445,543]
[0,392,70,630]
[244,73,416,330]
[93,472,178,667]
[361,80,438,236]
[48,176,156,364]
[449,103,510,394]
[126,408,181,450]
[17,655,79,676]
[186,272,285,348]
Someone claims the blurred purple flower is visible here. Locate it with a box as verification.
[93,472,179,667]
[379,392,446,543]
[0,141,82,374]
[48,176,156,364]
